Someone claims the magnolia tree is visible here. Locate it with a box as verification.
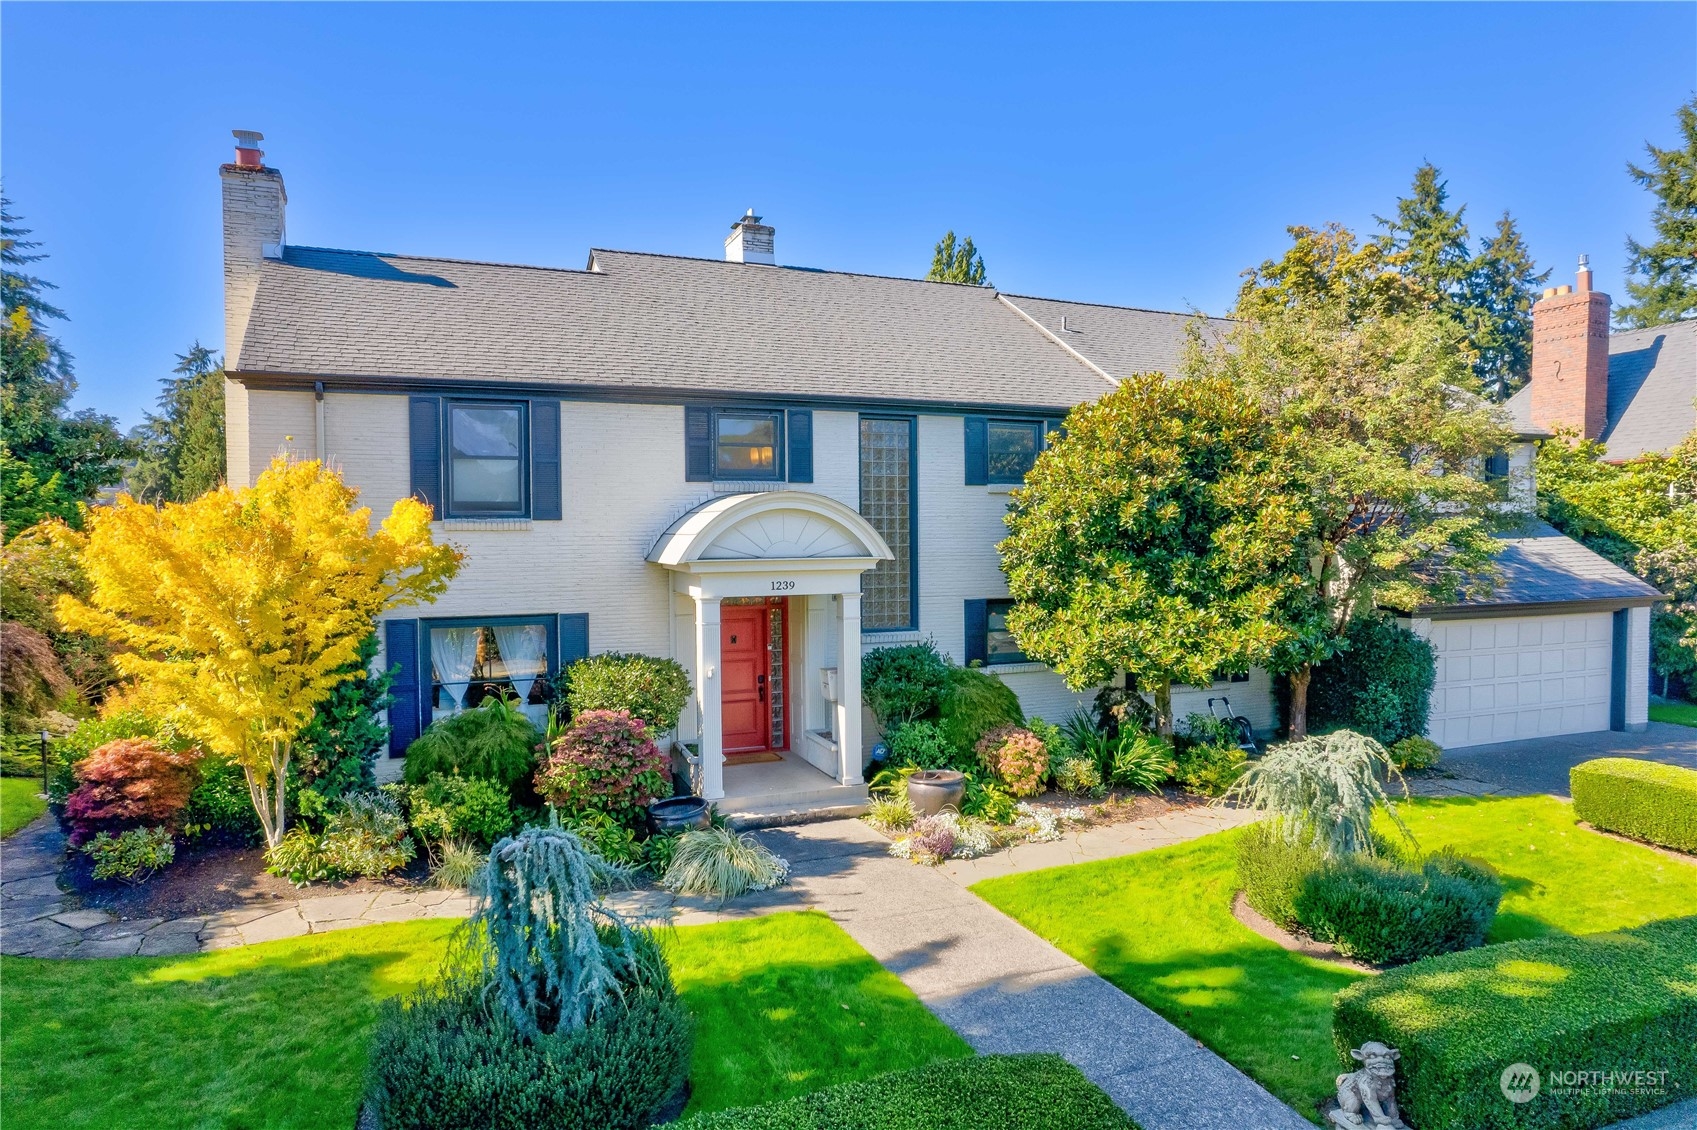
[999,372,1314,733]
[1188,300,1519,736]
[59,457,462,847]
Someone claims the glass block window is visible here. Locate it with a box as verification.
[768,603,786,748]
[859,416,916,631]
[987,419,1044,483]
[447,401,526,515]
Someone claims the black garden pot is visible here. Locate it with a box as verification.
[649,795,711,835]
[905,770,965,817]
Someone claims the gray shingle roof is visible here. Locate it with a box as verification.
[236,246,1146,410]
[1502,318,1694,454]
[999,293,1228,380]
[1601,319,1695,459]
[1427,521,1664,613]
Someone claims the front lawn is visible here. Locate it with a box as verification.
[1,911,968,1130]
[972,795,1697,1120]
[1,777,46,838]
[1649,700,1697,728]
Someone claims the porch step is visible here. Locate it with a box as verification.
[719,784,870,830]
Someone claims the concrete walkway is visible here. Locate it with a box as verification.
[1434,721,1697,798]
[760,818,1313,1130]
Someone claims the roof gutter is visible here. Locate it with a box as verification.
[1411,594,1665,620]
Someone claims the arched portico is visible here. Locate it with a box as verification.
[648,492,894,802]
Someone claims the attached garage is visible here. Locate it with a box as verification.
[1412,523,1662,751]
[1426,612,1613,748]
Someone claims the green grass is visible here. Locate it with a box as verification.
[1649,700,1697,728]
[972,795,1697,1121]
[665,911,971,1114]
[1,777,47,838]
[675,1054,1138,1129]
[0,911,967,1130]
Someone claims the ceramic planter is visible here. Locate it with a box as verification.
[906,769,965,816]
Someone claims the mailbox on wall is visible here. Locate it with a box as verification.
[820,667,839,704]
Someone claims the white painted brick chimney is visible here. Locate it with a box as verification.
[724,209,775,265]
[220,129,286,371]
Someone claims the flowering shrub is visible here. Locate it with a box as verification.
[535,709,670,822]
[82,826,175,884]
[64,738,198,846]
[974,725,1050,797]
[886,803,1073,864]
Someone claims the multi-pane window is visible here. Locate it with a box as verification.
[715,411,782,479]
[859,416,916,631]
[447,401,526,515]
[984,599,1028,665]
[987,419,1044,483]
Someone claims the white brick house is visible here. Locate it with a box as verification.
[219,134,1664,811]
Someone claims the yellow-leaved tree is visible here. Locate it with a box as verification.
[58,457,463,847]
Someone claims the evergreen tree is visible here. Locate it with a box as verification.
[1466,213,1547,399]
[1618,96,1697,328]
[129,343,227,503]
[1,198,131,536]
[1378,164,1547,399]
[1237,223,1431,324]
[927,231,990,286]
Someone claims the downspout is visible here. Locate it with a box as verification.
[313,380,326,462]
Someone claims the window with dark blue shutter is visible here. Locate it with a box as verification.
[409,397,442,512]
[787,409,813,483]
[964,416,989,485]
[558,613,590,668]
[987,420,1044,483]
[685,407,714,481]
[531,399,562,520]
[385,618,423,756]
[963,600,989,666]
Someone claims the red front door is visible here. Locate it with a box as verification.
[721,606,769,753]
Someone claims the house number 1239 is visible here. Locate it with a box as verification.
[770,580,796,591]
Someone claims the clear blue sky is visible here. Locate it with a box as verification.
[4,2,1693,428]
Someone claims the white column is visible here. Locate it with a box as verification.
[695,596,725,800]
[835,592,863,786]
[1626,605,1651,732]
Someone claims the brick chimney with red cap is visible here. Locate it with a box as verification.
[1529,254,1611,439]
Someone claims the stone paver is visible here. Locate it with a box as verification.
[1438,721,1697,797]
[755,819,1311,1130]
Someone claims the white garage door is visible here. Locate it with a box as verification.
[1427,612,1613,749]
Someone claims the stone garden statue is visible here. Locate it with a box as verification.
[1328,1041,1414,1130]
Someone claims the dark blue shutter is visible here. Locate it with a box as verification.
[787,409,814,483]
[1045,417,1065,442]
[531,399,562,520]
[409,397,442,514]
[558,614,590,668]
[963,600,989,667]
[964,416,989,485]
[685,406,713,481]
[385,618,423,756]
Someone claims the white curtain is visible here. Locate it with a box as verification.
[493,623,549,726]
[430,627,480,719]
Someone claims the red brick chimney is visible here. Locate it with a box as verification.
[1530,254,1611,439]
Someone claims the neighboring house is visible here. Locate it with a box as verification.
[218,135,1662,815]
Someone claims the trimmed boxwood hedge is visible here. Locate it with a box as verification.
[1570,758,1697,854]
[673,1054,1138,1130]
[1333,916,1697,1130]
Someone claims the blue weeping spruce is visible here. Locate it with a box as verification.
[476,823,644,1038]
[365,823,693,1130]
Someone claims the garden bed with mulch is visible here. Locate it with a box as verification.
[61,836,430,920]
